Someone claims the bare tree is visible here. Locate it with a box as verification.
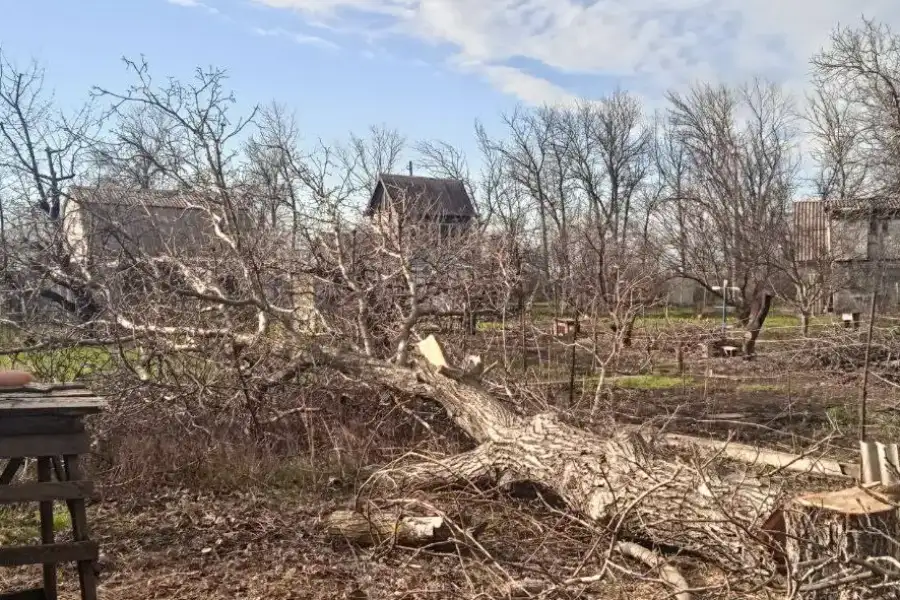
[664,80,799,325]
[812,18,900,197]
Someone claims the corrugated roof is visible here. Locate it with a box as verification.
[824,197,900,213]
[792,199,827,262]
[365,174,476,219]
[68,186,208,209]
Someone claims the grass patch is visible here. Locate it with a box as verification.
[0,505,72,545]
[477,320,508,332]
[0,346,116,381]
[615,374,694,390]
[736,383,784,393]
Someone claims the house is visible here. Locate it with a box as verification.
[793,197,900,313]
[63,186,226,266]
[61,186,303,314]
[364,173,477,238]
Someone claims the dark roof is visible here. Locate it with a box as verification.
[68,186,208,209]
[824,197,900,214]
[364,174,476,219]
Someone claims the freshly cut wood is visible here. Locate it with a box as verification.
[325,509,450,546]
[777,485,900,599]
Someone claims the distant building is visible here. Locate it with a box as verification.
[63,186,226,266]
[364,173,477,238]
[793,197,900,313]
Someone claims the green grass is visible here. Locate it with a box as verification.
[614,374,694,390]
[0,505,72,545]
[0,346,115,382]
[736,383,784,393]
[477,320,508,332]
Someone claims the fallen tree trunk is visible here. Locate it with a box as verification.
[325,336,900,597]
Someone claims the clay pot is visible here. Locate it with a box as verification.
[0,371,33,387]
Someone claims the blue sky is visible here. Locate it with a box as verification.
[2,0,900,165]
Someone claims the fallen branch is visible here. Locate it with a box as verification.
[615,541,692,600]
[325,509,450,547]
[656,433,858,479]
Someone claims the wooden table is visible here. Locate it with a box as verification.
[0,383,106,600]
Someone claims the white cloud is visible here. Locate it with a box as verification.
[252,27,340,50]
[166,0,220,15]
[249,0,900,106]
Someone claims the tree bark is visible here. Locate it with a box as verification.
[326,510,451,547]
[742,292,773,358]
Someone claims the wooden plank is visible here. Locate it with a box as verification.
[0,457,24,484]
[0,383,90,393]
[0,416,84,437]
[0,541,97,566]
[37,458,57,600]
[0,433,89,459]
[0,589,48,600]
[0,389,96,398]
[0,481,94,504]
[64,454,98,600]
[0,396,106,412]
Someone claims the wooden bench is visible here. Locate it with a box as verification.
[0,383,106,600]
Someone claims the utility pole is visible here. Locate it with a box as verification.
[711,280,740,334]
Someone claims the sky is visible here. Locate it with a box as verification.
[2,0,900,167]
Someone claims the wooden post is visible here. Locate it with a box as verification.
[859,290,877,442]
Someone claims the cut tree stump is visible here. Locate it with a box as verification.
[778,485,900,599]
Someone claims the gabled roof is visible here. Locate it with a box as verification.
[364,174,476,220]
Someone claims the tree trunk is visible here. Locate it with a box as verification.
[778,486,900,599]
[325,336,900,595]
[742,292,773,358]
[800,310,810,337]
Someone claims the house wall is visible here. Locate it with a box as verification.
[830,218,868,260]
[882,218,900,259]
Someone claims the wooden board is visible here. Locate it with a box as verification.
[0,383,106,415]
[0,541,97,566]
[0,481,94,504]
[0,433,90,459]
